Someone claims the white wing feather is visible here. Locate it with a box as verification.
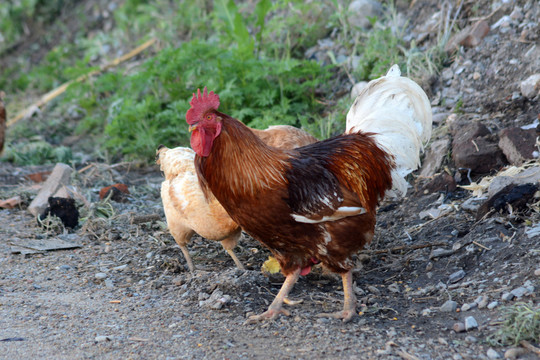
[346,65,432,198]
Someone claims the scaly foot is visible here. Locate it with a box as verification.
[316,308,356,323]
[244,307,290,325]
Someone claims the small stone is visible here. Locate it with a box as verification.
[520,73,540,99]
[534,268,540,276]
[387,283,400,293]
[510,287,529,298]
[461,303,471,312]
[449,270,466,283]
[476,295,489,309]
[58,265,71,271]
[464,316,478,331]
[501,292,515,301]
[367,286,381,295]
[465,335,477,343]
[104,279,114,288]
[486,348,501,359]
[430,248,455,259]
[438,337,448,345]
[472,72,481,80]
[95,335,111,342]
[453,322,466,333]
[432,113,450,124]
[504,347,528,359]
[440,300,458,312]
[421,308,432,316]
[95,272,107,280]
[487,301,499,310]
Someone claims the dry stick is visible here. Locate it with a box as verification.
[7,38,158,127]
[362,242,447,255]
[131,214,161,224]
[520,340,540,356]
[396,350,420,360]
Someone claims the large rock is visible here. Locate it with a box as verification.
[445,20,490,52]
[520,73,540,99]
[488,166,540,197]
[498,127,538,165]
[347,0,383,29]
[28,163,73,217]
[420,137,451,177]
[451,123,506,175]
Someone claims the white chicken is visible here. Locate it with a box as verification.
[346,64,432,198]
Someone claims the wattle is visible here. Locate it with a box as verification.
[190,128,215,157]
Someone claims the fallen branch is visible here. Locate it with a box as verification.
[520,340,540,356]
[131,214,161,224]
[7,38,158,127]
[396,350,420,360]
[362,242,447,255]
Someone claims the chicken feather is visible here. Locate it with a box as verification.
[186,68,432,322]
[346,64,432,197]
[156,125,316,271]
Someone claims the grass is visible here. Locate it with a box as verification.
[488,302,540,346]
[0,0,453,165]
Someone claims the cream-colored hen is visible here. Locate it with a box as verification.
[156,125,317,271]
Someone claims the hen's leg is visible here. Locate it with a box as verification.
[178,244,195,272]
[317,270,356,323]
[220,229,244,270]
[245,268,301,324]
[170,227,196,272]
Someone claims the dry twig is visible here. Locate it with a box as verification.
[7,38,157,127]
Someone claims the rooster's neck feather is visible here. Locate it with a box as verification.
[196,114,290,199]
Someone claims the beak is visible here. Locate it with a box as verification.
[189,124,197,132]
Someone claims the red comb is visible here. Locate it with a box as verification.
[185,87,220,124]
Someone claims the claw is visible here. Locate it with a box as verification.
[283,297,303,306]
[316,309,356,323]
[244,307,290,325]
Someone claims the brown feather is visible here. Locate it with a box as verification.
[195,111,394,275]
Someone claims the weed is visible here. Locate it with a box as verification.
[3,141,72,165]
[487,302,540,346]
[64,40,330,161]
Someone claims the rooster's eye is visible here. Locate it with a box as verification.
[206,114,212,120]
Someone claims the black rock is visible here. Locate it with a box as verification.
[38,197,79,228]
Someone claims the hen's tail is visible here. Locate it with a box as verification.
[346,65,432,198]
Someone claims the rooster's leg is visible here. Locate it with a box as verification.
[178,244,195,272]
[245,268,301,324]
[317,270,356,323]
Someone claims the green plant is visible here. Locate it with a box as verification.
[487,302,540,346]
[3,141,72,165]
[64,40,330,161]
[453,98,463,114]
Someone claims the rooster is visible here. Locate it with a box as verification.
[187,65,432,323]
[156,126,316,272]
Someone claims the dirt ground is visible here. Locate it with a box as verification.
[1,0,539,359]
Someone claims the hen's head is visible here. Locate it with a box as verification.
[186,87,222,157]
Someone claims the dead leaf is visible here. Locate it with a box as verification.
[261,256,281,274]
[0,196,22,209]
